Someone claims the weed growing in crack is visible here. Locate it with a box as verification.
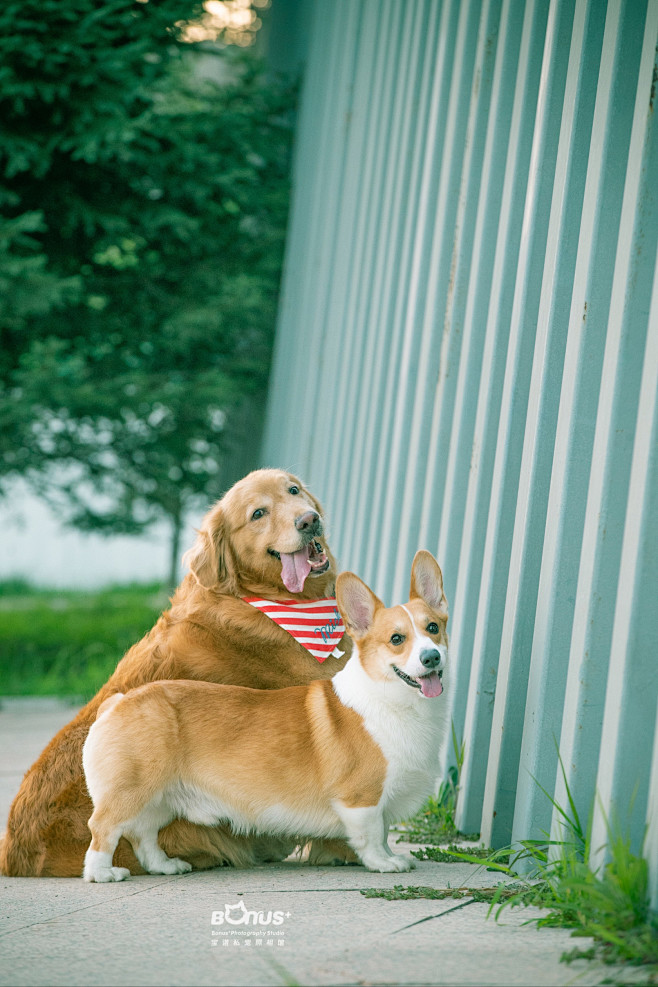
[360,884,524,903]
[410,843,510,865]
[376,749,658,977]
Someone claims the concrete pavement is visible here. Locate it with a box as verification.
[0,698,637,986]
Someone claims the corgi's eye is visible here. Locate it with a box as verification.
[390,633,405,646]
[289,485,300,495]
[251,508,266,520]
[426,622,439,634]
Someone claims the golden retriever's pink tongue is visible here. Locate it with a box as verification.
[419,672,443,698]
[280,546,312,594]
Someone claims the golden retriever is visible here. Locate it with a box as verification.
[0,469,352,877]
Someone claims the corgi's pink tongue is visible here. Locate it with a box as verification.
[280,546,312,594]
[418,672,443,698]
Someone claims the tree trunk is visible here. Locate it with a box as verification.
[168,510,183,591]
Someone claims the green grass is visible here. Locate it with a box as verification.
[378,749,658,980]
[360,883,523,903]
[0,580,169,699]
[410,842,509,865]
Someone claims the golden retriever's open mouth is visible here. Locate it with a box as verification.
[268,540,330,593]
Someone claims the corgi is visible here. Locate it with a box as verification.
[82,551,451,882]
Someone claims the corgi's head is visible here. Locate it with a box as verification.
[336,551,449,699]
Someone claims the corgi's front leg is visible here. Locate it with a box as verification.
[333,803,416,873]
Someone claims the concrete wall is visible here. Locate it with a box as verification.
[262,0,658,895]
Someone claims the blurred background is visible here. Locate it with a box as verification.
[0,0,299,695]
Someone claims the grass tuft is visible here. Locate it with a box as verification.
[391,747,658,977]
[360,883,526,904]
[561,946,597,964]
[410,843,510,865]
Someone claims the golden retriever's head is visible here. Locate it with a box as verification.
[183,469,338,598]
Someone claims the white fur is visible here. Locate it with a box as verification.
[399,604,448,681]
[165,782,344,840]
[331,605,451,867]
[332,651,449,824]
[331,804,414,872]
[83,848,130,883]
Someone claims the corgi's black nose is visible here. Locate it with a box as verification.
[419,648,441,669]
[295,511,320,532]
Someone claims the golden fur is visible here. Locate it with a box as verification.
[0,469,351,877]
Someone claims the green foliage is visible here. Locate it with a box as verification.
[0,580,168,697]
[379,745,658,977]
[411,843,509,864]
[561,946,597,964]
[407,750,658,975]
[360,883,522,903]
[508,829,658,970]
[0,0,296,582]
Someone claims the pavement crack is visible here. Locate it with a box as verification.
[391,897,479,934]
[0,875,188,939]
[215,888,386,893]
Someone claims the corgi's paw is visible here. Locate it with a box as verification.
[395,853,417,871]
[364,853,415,873]
[83,848,131,883]
[151,856,193,875]
[84,864,130,883]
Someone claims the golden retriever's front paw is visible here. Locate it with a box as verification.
[307,839,360,866]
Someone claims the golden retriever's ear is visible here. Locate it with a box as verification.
[183,504,237,593]
[409,550,448,618]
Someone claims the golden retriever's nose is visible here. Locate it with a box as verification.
[295,511,320,532]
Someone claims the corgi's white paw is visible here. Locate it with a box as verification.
[83,848,131,883]
[150,857,192,875]
[396,853,417,871]
[84,864,130,883]
[365,853,415,873]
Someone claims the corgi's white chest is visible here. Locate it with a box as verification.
[332,658,448,822]
[364,703,444,816]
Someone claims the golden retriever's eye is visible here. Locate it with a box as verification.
[426,622,439,634]
[289,485,300,495]
[390,633,405,646]
[251,508,266,521]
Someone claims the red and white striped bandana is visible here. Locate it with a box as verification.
[242,597,346,663]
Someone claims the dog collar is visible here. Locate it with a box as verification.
[242,597,345,663]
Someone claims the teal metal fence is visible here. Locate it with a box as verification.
[262,0,658,896]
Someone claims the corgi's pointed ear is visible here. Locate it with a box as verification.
[409,551,448,617]
[336,572,383,638]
